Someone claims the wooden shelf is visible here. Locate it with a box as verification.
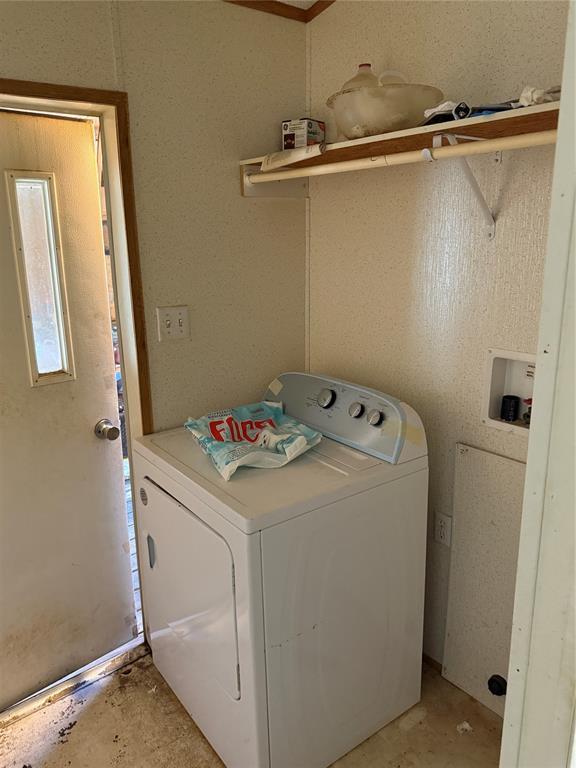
[240,103,558,224]
[240,103,559,171]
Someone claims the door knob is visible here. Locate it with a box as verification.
[94,418,120,441]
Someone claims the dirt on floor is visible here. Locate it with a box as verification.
[0,655,502,768]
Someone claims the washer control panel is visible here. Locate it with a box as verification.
[264,372,427,464]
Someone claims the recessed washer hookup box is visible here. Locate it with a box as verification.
[282,118,325,150]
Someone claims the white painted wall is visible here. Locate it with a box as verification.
[306,0,568,662]
[0,1,306,430]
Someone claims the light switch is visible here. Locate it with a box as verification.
[156,306,190,341]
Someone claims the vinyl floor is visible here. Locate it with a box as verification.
[0,655,502,768]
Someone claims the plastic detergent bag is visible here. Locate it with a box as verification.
[185,401,322,481]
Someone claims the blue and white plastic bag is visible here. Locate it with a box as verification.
[185,401,321,481]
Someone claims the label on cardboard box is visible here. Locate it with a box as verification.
[282,118,325,150]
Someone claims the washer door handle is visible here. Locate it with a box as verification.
[147,534,156,568]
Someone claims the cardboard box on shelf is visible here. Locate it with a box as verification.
[282,118,325,150]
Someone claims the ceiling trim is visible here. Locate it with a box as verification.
[304,1,335,22]
[224,0,335,24]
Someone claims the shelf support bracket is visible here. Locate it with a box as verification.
[434,134,496,240]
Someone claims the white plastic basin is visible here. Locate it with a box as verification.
[327,83,444,139]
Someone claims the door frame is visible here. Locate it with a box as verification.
[500,6,575,766]
[0,78,153,439]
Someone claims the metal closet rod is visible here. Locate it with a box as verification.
[247,130,557,184]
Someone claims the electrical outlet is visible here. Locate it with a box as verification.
[156,306,190,341]
[434,512,452,547]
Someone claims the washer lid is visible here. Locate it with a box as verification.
[135,428,427,533]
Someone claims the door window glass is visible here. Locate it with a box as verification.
[7,173,74,384]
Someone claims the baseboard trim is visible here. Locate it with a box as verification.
[0,636,149,726]
[423,653,443,674]
[2,646,444,725]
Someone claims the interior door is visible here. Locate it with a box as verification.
[0,111,136,710]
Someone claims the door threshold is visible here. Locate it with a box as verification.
[0,635,148,727]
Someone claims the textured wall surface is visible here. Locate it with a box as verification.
[307,0,568,661]
[0,1,306,430]
[0,1,119,88]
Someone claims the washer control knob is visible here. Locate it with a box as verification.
[348,402,365,419]
[367,409,385,427]
[317,388,336,409]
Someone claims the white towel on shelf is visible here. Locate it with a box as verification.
[518,85,561,107]
[260,142,326,173]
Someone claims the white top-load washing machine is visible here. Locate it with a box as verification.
[133,372,428,768]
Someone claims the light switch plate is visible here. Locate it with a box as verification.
[156,306,190,341]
